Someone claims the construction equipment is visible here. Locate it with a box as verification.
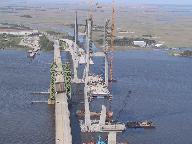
[104,19,111,53]
[109,0,116,82]
[49,62,56,101]
[64,62,72,98]
[96,0,116,82]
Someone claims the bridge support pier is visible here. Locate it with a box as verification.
[108,132,117,144]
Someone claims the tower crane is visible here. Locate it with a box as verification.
[96,0,116,82]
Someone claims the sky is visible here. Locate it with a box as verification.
[2,0,192,6]
[101,0,192,5]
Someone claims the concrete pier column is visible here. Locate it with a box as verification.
[84,85,91,127]
[99,105,107,126]
[108,132,117,144]
[75,11,78,45]
[73,11,79,82]
[73,61,78,81]
[84,19,92,129]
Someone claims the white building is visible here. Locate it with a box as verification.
[133,41,146,47]
[155,44,163,47]
[0,30,38,36]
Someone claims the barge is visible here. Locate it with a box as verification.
[126,120,155,129]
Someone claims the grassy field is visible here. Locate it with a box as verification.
[0,34,22,49]
[0,3,192,48]
[39,35,54,51]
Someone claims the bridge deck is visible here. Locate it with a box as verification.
[54,40,72,144]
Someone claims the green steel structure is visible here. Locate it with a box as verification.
[63,62,71,98]
[60,40,68,50]
[49,62,56,100]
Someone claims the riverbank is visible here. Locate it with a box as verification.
[0,26,53,52]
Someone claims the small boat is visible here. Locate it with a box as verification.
[126,120,155,129]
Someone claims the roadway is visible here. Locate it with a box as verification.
[54,40,72,144]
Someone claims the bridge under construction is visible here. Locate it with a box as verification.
[43,9,127,143]
[35,0,154,144]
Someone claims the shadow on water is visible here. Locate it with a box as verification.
[61,51,82,144]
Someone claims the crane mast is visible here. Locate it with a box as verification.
[89,0,116,82]
[109,0,115,82]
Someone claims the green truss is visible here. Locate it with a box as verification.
[49,62,56,100]
[63,62,71,98]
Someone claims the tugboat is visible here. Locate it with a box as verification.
[126,120,155,129]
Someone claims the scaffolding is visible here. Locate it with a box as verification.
[49,62,56,101]
[64,62,72,99]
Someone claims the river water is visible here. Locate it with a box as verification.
[112,50,192,144]
[0,50,55,144]
[0,49,192,144]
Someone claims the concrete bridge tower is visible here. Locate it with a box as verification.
[73,11,79,81]
[84,19,93,128]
